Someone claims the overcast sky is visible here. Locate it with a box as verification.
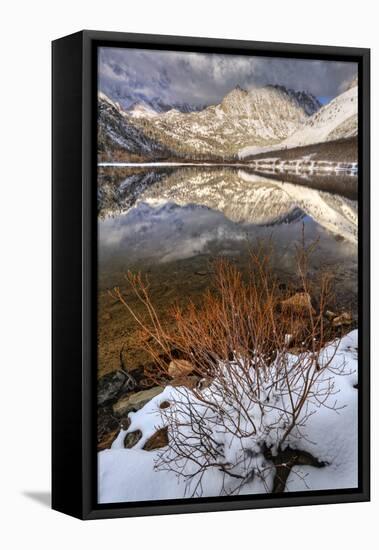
[98,47,357,109]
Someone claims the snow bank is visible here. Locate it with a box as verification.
[98,331,358,503]
[286,330,358,491]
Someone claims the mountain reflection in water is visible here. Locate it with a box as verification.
[98,165,358,311]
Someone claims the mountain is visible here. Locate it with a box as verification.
[239,81,357,158]
[267,85,321,115]
[141,169,357,243]
[282,84,358,147]
[127,101,158,118]
[136,167,303,226]
[123,85,320,159]
[98,167,357,244]
[97,92,171,161]
[238,171,357,243]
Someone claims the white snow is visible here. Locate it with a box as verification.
[98,330,358,503]
[239,84,358,159]
[282,86,358,148]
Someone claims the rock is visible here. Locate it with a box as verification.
[168,359,193,378]
[97,369,139,406]
[143,427,169,451]
[97,406,120,451]
[113,386,164,416]
[159,400,171,409]
[98,370,127,406]
[126,365,150,389]
[98,428,119,451]
[281,292,315,315]
[332,312,353,326]
[325,310,337,320]
[124,430,142,449]
[120,416,131,430]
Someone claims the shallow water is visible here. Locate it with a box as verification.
[97,166,358,374]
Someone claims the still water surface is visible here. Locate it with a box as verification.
[97,166,358,373]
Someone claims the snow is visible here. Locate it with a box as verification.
[286,331,358,491]
[98,331,359,503]
[283,86,358,148]
[239,84,358,159]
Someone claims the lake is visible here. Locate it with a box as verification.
[97,165,358,376]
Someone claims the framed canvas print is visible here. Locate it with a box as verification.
[52,30,370,519]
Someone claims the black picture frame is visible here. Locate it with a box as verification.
[52,30,370,520]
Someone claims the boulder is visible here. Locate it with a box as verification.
[143,427,169,451]
[124,430,142,449]
[98,370,128,406]
[97,406,120,451]
[120,416,131,430]
[113,386,164,416]
[281,292,315,315]
[98,428,119,452]
[325,310,337,320]
[168,359,193,378]
[332,312,353,326]
[98,369,139,406]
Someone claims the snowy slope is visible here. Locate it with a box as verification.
[283,85,358,147]
[239,84,357,158]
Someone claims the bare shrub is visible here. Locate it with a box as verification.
[111,242,349,496]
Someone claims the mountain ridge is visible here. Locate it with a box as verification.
[98,80,357,162]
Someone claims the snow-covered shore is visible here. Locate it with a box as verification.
[98,330,358,503]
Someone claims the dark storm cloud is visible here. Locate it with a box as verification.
[98,47,357,108]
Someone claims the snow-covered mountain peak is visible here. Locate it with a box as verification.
[128,101,158,118]
[282,84,358,147]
